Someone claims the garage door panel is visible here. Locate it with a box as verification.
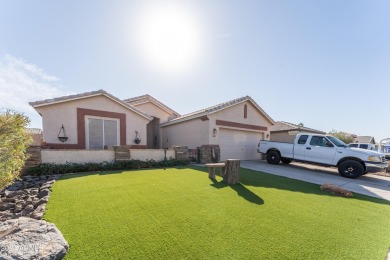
[219,128,263,161]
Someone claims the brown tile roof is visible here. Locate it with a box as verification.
[124,94,180,116]
[29,89,153,120]
[161,95,275,126]
[271,121,326,134]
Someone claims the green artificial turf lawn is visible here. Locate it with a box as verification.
[44,167,390,259]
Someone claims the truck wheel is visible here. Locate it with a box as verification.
[281,158,292,164]
[266,151,280,165]
[338,160,364,179]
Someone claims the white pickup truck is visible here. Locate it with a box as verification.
[257,133,388,179]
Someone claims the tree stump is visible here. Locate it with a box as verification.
[223,159,240,184]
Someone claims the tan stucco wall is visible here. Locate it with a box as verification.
[270,132,296,143]
[130,149,175,161]
[133,102,172,123]
[208,101,273,144]
[161,100,273,148]
[161,118,209,149]
[42,149,115,164]
[35,95,150,146]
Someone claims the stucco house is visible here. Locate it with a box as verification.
[353,136,376,144]
[29,90,154,149]
[30,90,274,161]
[270,121,326,143]
[160,96,275,161]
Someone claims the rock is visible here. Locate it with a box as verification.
[35,196,49,208]
[13,203,24,213]
[1,198,16,203]
[0,217,69,259]
[21,205,34,216]
[320,183,353,197]
[6,190,25,198]
[30,204,45,220]
[0,202,15,211]
[40,183,53,190]
[38,189,51,199]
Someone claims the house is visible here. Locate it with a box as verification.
[160,96,274,161]
[30,91,274,161]
[29,90,153,149]
[353,136,376,144]
[270,121,326,143]
[123,95,180,148]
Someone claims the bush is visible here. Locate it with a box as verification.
[26,158,190,176]
[0,109,32,189]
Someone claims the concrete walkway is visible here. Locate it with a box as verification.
[240,160,390,201]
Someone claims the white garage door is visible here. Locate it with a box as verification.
[219,128,264,161]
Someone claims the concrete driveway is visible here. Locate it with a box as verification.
[241,160,390,201]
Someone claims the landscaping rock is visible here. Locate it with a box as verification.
[0,217,69,260]
[0,175,57,221]
[38,188,51,199]
[21,205,34,216]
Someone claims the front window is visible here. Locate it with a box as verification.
[359,144,368,149]
[86,116,119,149]
[327,136,347,147]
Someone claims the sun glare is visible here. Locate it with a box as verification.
[133,3,204,75]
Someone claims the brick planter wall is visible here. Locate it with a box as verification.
[199,145,220,164]
[173,146,188,160]
[21,146,42,175]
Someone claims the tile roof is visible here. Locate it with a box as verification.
[161,95,275,126]
[29,89,153,120]
[271,121,326,134]
[123,94,180,116]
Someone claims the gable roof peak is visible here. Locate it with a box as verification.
[161,95,275,126]
[29,89,153,121]
[124,94,180,116]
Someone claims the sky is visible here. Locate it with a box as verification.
[0,0,389,142]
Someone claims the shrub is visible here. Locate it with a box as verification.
[0,109,32,189]
[26,158,190,176]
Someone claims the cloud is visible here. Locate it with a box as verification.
[0,54,71,127]
[217,33,231,38]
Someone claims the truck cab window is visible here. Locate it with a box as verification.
[310,136,333,147]
[297,135,308,144]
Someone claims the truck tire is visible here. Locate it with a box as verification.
[338,160,364,179]
[266,151,280,165]
[281,158,292,164]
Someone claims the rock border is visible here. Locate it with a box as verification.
[0,175,60,221]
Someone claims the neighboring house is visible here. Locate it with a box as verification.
[25,128,43,146]
[29,90,153,149]
[270,121,326,143]
[353,136,376,144]
[160,96,275,161]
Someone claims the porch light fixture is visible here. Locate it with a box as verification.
[134,131,141,144]
[212,128,218,137]
[57,124,68,142]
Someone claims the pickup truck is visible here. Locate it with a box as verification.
[257,133,388,179]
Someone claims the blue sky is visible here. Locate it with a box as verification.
[0,0,389,142]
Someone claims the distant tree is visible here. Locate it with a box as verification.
[0,109,32,190]
[298,123,304,127]
[328,129,354,144]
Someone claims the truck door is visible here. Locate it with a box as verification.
[293,135,308,160]
[304,136,336,164]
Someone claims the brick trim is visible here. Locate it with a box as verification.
[200,115,209,121]
[47,108,126,149]
[216,119,267,131]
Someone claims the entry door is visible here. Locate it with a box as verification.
[304,136,336,164]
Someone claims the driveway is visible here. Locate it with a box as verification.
[241,160,390,201]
